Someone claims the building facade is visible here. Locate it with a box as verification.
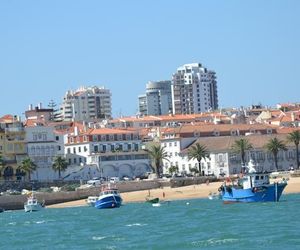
[59,86,112,122]
[0,116,27,180]
[138,81,172,116]
[171,63,218,115]
[65,127,151,180]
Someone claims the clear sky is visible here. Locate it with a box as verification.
[0,0,299,118]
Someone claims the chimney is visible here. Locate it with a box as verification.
[74,126,79,136]
[291,112,295,122]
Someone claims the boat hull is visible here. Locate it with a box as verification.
[94,195,122,209]
[24,204,43,212]
[221,182,287,203]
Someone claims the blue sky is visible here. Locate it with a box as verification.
[1,0,299,118]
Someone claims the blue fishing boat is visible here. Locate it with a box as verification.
[94,184,122,209]
[219,162,287,203]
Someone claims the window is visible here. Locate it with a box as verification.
[78,147,81,153]
[74,158,77,164]
[56,136,59,141]
[67,148,71,154]
[94,145,99,152]
[73,147,76,154]
[169,142,172,147]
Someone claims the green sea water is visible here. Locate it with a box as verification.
[1,194,300,250]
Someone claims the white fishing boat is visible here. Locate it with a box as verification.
[24,193,44,212]
[85,196,98,207]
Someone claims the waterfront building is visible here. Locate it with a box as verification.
[138,80,172,116]
[0,115,27,181]
[160,124,295,177]
[64,127,151,179]
[25,122,59,181]
[171,63,218,115]
[58,86,112,122]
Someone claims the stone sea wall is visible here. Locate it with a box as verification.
[0,177,217,210]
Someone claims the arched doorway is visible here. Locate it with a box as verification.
[3,166,14,180]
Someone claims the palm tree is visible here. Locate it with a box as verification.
[0,154,4,177]
[287,130,300,169]
[168,165,179,176]
[264,137,287,171]
[19,157,37,181]
[188,142,210,176]
[52,156,69,179]
[147,145,169,178]
[231,138,253,172]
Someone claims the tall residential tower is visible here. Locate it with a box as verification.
[138,80,172,116]
[58,86,112,121]
[171,63,218,114]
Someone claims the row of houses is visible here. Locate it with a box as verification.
[0,104,300,182]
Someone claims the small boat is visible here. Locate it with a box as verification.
[219,162,287,203]
[24,193,44,212]
[94,184,122,209]
[208,192,220,200]
[86,196,98,207]
[145,196,160,204]
[0,207,4,213]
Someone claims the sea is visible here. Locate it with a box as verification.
[1,194,300,250]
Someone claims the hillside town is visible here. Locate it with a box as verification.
[1,63,300,183]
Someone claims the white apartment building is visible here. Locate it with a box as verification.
[171,63,218,115]
[64,127,151,180]
[25,125,61,181]
[138,81,172,116]
[59,86,112,122]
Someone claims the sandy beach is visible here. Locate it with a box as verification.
[46,176,300,208]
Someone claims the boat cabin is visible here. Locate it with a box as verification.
[27,197,38,205]
[100,189,120,196]
[239,173,270,189]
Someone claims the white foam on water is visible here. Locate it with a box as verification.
[35,220,45,224]
[92,236,107,241]
[126,223,147,227]
[191,238,239,247]
[8,222,16,226]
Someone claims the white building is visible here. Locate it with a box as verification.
[25,124,60,181]
[138,81,172,116]
[171,63,218,115]
[161,133,296,177]
[59,86,112,122]
[64,127,151,180]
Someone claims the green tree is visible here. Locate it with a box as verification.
[52,156,69,179]
[147,145,169,178]
[264,137,287,171]
[168,165,179,175]
[19,157,37,181]
[188,143,210,176]
[231,138,253,172]
[0,154,4,176]
[287,130,300,169]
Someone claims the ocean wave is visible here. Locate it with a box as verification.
[191,238,239,247]
[35,220,46,224]
[92,236,107,241]
[126,223,147,227]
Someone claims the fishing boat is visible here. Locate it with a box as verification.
[94,184,122,209]
[145,196,160,204]
[85,196,98,207]
[219,161,287,203]
[24,193,44,212]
